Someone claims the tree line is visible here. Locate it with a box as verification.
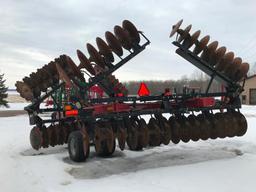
[123,72,223,95]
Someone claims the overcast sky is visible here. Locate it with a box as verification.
[1,0,256,88]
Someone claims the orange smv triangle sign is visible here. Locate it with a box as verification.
[138,82,150,96]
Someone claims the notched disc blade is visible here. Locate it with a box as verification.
[105,31,123,56]
[30,126,42,150]
[138,118,149,147]
[210,46,226,66]
[29,72,41,85]
[114,25,133,50]
[126,119,139,150]
[183,30,201,49]
[193,35,210,55]
[241,62,250,77]
[122,20,140,44]
[201,41,218,61]
[224,57,242,77]
[64,55,85,81]
[170,19,183,38]
[105,126,115,153]
[217,51,234,72]
[235,62,250,81]
[207,41,219,53]
[77,49,96,76]
[117,128,126,151]
[169,116,181,144]
[96,37,114,63]
[177,24,192,43]
[87,43,105,69]
[15,81,34,101]
[148,118,161,146]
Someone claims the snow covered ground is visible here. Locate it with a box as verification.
[0,105,256,192]
[0,102,29,111]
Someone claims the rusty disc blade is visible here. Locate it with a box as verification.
[177,24,192,43]
[114,25,133,50]
[196,114,211,140]
[47,126,53,146]
[225,112,238,137]
[15,81,34,101]
[148,118,161,146]
[229,112,240,137]
[43,61,56,76]
[77,49,96,76]
[32,85,41,98]
[48,125,57,147]
[177,116,190,143]
[96,37,114,63]
[215,51,234,72]
[55,124,61,145]
[58,56,75,77]
[240,62,250,78]
[201,41,218,62]
[225,57,242,78]
[193,35,210,55]
[208,41,219,54]
[183,30,201,49]
[94,124,103,154]
[64,55,85,81]
[222,113,231,138]
[36,69,49,92]
[105,31,123,56]
[22,76,33,87]
[209,46,226,66]
[163,118,172,145]
[37,67,50,80]
[126,119,139,150]
[86,43,105,69]
[48,61,57,73]
[39,67,54,86]
[169,116,181,144]
[122,20,140,44]
[30,126,42,150]
[170,19,183,38]
[42,64,55,78]
[188,115,201,141]
[41,126,49,148]
[94,122,115,156]
[205,113,218,139]
[117,127,127,151]
[105,123,115,154]
[29,72,41,87]
[214,113,227,138]
[138,118,149,148]
[156,116,171,145]
[233,62,250,82]
[234,112,248,136]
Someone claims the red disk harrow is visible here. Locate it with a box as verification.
[16,19,249,162]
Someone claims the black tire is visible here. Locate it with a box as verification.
[68,131,88,162]
[100,140,116,157]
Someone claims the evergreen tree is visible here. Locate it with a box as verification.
[0,73,9,108]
